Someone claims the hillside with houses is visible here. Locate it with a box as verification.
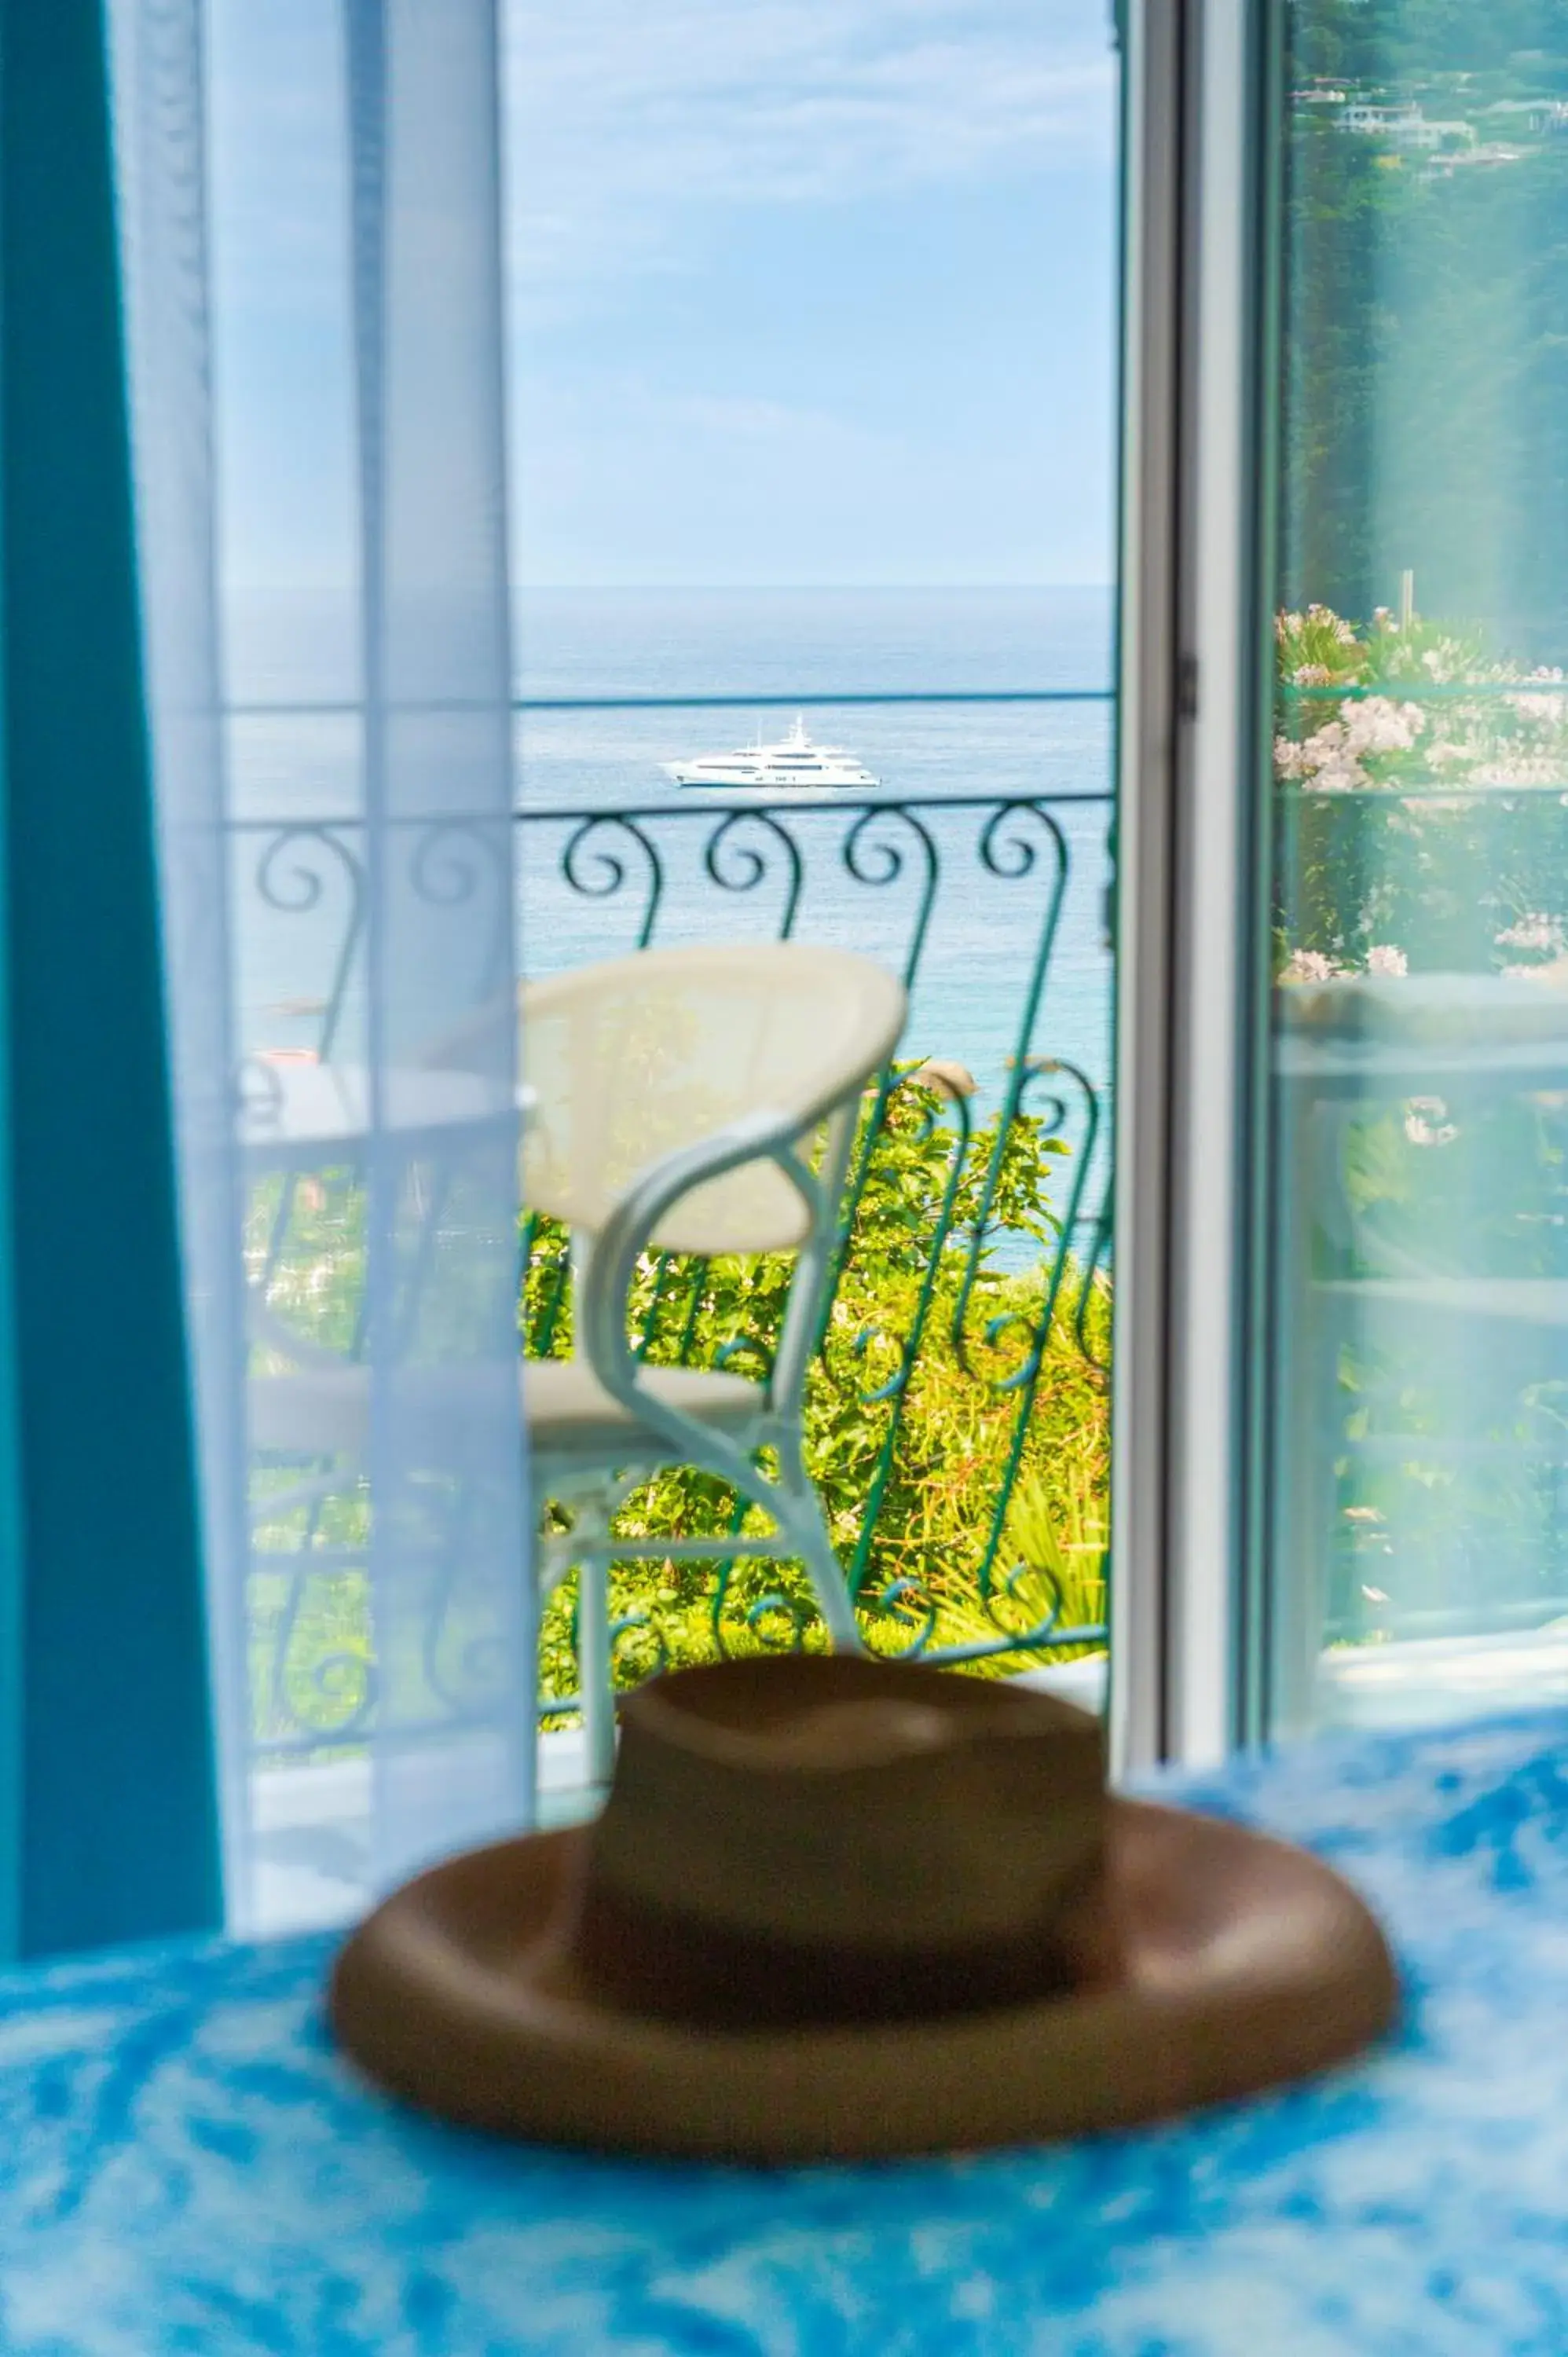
[1294,83,1568,174]
[1280,9,1568,643]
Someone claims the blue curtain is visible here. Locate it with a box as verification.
[0,0,221,1959]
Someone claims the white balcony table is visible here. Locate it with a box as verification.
[0,1706,1563,2354]
[237,1057,535,1164]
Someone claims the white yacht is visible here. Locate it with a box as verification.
[663,715,878,790]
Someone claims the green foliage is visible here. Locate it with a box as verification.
[1283,20,1568,639]
[1271,597,1568,1640]
[244,1069,1112,1748]
[1274,9,1568,1640]
[525,1068,1110,1704]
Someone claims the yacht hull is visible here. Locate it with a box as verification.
[660,717,878,791]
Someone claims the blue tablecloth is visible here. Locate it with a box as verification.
[2,1711,1566,2355]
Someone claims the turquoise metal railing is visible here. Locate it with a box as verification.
[237,744,1114,1754]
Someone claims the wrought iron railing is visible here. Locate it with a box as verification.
[240,772,1114,1757]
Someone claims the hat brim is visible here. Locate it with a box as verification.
[328,1798,1398,2162]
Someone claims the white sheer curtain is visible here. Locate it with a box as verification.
[110,0,533,1934]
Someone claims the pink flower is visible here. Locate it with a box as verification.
[1280,948,1349,983]
[1404,1097,1457,1148]
[1495,914,1563,955]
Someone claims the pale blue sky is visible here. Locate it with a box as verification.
[207,0,1119,592]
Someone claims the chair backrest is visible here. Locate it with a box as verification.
[522,942,906,1255]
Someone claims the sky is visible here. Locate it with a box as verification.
[207,0,1120,593]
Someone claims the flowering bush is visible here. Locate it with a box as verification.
[1275,603,1568,797]
[1277,944,1407,984]
[1273,603,1568,977]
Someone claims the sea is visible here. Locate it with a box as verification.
[225,585,1116,1235]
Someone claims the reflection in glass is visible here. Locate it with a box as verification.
[1269,8,1568,1730]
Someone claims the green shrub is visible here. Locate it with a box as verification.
[247,1064,1112,1744]
[526,1067,1110,1703]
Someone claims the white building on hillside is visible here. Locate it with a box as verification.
[1342,101,1475,153]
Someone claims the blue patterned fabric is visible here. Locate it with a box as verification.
[0,1712,1566,2355]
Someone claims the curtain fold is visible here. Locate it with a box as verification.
[112,0,533,1934]
[109,0,253,1925]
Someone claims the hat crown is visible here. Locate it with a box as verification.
[572,1656,1106,2026]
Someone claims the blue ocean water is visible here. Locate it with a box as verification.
[225,585,1115,1216]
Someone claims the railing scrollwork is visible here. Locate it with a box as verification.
[241,785,1112,1754]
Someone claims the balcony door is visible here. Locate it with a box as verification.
[1116,0,1568,1763]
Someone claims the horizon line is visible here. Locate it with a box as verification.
[224,579,1117,599]
[513,581,1116,595]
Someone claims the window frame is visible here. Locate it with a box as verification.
[1110,0,1280,1773]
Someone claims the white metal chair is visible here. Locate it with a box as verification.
[522,940,907,1783]
[247,940,907,1794]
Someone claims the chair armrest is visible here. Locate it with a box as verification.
[576,1105,817,1472]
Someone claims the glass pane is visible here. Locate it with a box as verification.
[1268,9,1568,1730]
[504,0,1123,1754]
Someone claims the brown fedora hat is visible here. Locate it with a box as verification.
[330,1656,1398,2162]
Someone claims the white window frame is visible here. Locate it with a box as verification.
[1110,0,1276,1776]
